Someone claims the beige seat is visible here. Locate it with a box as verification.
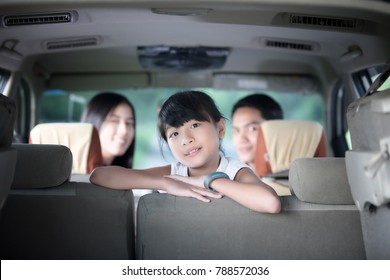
[29,122,103,174]
[254,120,327,195]
[0,94,17,212]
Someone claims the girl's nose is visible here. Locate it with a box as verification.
[181,130,194,145]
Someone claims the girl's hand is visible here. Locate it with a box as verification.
[163,176,222,202]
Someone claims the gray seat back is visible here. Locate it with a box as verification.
[345,66,390,259]
[136,157,365,259]
[0,94,17,212]
[0,144,135,259]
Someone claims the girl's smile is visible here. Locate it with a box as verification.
[184,147,202,157]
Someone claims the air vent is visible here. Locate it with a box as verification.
[3,12,73,26]
[263,38,318,52]
[289,14,362,30]
[45,37,99,50]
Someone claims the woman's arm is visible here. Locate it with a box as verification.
[89,165,221,202]
[168,168,281,213]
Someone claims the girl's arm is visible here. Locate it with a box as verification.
[89,165,221,202]
[168,168,281,213]
[214,168,281,213]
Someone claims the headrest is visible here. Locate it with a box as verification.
[255,120,326,176]
[347,88,390,151]
[345,68,390,210]
[289,158,354,205]
[0,94,16,148]
[12,144,72,189]
[29,123,102,174]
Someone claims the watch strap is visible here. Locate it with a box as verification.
[203,172,229,192]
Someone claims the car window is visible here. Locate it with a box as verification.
[353,64,388,96]
[40,79,324,168]
[0,70,31,143]
[332,63,389,154]
[0,68,10,94]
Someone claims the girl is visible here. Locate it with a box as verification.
[90,90,281,213]
[81,92,136,168]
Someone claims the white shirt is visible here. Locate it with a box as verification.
[170,155,250,180]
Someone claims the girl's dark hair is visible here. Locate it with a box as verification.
[231,93,284,120]
[81,92,136,168]
[158,90,224,142]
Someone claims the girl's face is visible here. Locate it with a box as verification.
[166,119,225,175]
[99,103,135,165]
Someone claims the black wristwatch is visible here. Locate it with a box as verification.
[203,172,229,192]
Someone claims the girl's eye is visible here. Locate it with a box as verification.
[248,125,259,132]
[169,132,178,139]
[191,123,200,129]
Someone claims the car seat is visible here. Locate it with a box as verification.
[0,94,17,212]
[29,122,103,174]
[136,157,365,260]
[345,65,390,259]
[254,120,327,195]
[0,143,135,259]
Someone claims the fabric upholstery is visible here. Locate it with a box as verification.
[29,122,103,174]
[359,207,390,259]
[1,143,135,260]
[345,70,390,259]
[136,193,365,260]
[0,182,135,260]
[11,144,72,189]
[0,94,16,147]
[255,120,326,177]
[289,158,354,205]
[0,94,17,211]
[0,148,17,210]
[347,81,390,152]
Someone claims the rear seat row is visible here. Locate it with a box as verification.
[0,144,135,259]
[1,80,389,259]
[0,143,365,259]
[137,157,365,259]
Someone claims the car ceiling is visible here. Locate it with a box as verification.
[0,0,390,75]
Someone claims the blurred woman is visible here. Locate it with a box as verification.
[81,92,136,168]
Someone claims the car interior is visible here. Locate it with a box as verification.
[0,0,389,261]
